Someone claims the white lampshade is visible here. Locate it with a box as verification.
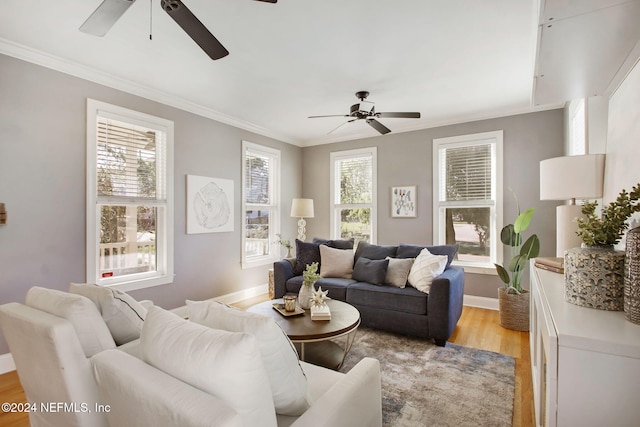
[540,154,605,201]
[540,154,605,257]
[290,198,314,218]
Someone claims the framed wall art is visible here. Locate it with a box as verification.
[186,175,234,234]
[391,186,416,218]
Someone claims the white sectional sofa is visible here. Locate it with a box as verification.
[0,286,382,427]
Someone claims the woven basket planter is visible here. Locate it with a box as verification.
[498,288,530,331]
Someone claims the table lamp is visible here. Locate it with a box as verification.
[291,198,314,241]
[540,154,605,257]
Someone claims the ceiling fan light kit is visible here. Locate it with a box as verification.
[309,91,421,135]
[79,0,277,59]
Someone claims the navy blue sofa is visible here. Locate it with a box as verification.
[273,240,465,346]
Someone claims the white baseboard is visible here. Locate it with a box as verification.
[463,295,499,311]
[0,352,15,375]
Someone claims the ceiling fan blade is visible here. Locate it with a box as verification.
[255,0,277,2]
[367,119,391,135]
[327,119,357,135]
[308,114,350,119]
[79,0,136,36]
[161,0,229,60]
[376,112,421,119]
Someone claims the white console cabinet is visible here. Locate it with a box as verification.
[530,262,640,427]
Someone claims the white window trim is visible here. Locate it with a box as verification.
[241,141,281,269]
[432,131,503,275]
[329,147,378,243]
[86,99,174,292]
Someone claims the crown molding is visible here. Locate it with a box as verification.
[0,38,302,146]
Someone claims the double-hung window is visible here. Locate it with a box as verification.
[242,141,281,267]
[433,131,503,272]
[330,147,377,244]
[86,99,174,291]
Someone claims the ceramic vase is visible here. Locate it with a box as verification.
[498,288,530,331]
[298,284,315,310]
[625,227,640,323]
[564,246,625,310]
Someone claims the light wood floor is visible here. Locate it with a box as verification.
[0,299,533,427]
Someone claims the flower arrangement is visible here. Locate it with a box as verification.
[302,262,321,287]
[275,233,293,257]
[576,183,640,247]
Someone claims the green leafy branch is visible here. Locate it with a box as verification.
[576,183,640,247]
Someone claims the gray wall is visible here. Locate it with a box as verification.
[0,54,301,355]
[301,109,565,298]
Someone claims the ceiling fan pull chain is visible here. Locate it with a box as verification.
[149,0,153,40]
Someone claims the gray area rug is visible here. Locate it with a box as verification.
[339,328,515,427]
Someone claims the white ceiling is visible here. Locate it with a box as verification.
[0,1,559,146]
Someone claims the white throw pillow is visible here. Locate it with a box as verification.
[186,300,311,416]
[407,249,448,293]
[69,283,147,345]
[385,257,415,288]
[319,244,354,278]
[141,306,276,427]
[25,286,115,357]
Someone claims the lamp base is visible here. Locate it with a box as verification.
[297,217,307,241]
[556,204,584,257]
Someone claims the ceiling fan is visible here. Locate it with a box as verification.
[79,0,277,60]
[308,91,421,135]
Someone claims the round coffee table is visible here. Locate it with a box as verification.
[247,299,360,370]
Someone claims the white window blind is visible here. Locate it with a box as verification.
[244,152,271,205]
[439,144,493,202]
[96,118,166,201]
[337,156,373,204]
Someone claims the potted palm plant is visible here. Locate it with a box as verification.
[495,197,540,331]
[565,183,640,310]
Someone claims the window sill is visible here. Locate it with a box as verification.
[104,274,175,292]
[242,256,279,270]
[452,262,498,276]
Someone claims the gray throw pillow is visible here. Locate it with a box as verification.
[354,241,398,262]
[352,257,389,286]
[385,257,414,288]
[312,237,355,250]
[396,244,458,268]
[293,239,321,275]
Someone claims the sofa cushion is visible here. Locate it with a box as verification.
[396,244,459,268]
[185,300,311,416]
[385,257,414,288]
[319,245,354,279]
[312,237,355,250]
[286,276,354,301]
[25,286,116,357]
[69,283,146,345]
[293,239,321,275]
[346,282,428,315]
[141,306,276,427]
[354,241,398,262]
[352,257,389,286]
[408,249,448,293]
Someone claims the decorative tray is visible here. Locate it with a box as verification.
[272,303,305,317]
